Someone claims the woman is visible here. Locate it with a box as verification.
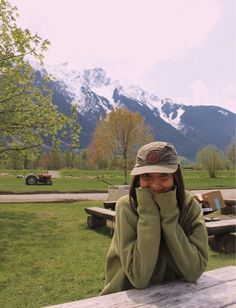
[101,141,208,295]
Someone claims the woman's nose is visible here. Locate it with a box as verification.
[151,180,163,191]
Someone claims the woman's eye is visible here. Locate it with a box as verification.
[159,173,169,178]
[141,173,150,179]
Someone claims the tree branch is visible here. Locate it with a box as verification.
[0,48,36,64]
[0,139,52,154]
[0,92,23,104]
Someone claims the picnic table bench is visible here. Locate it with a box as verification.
[205,218,236,235]
[84,207,115,229]
[45,266,236,307]
[85,206,236,236]
[85,190,236,252]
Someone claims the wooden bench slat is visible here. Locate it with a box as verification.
[205,218,236,235]
[85,207,115,221]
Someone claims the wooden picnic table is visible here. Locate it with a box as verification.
[45,266,236,307]
[85,206,236,236]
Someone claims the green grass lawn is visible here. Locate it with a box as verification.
[0,202,235,308]
[0,169,235,193]
[0,201,111,307]
[183,169,236,190]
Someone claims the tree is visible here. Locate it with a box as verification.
[0,0,79,159]
[5,142,24,169]
[89,107,153,183]
[226,138,236,166]
[196,144,223,178]
[37,152,51,170]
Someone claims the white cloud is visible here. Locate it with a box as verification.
[222,82,236,112]
[223,82,236,98]
[174,80,236,113]
[11,0,235,113]
[12,0,222,79]
[190,80,213,104]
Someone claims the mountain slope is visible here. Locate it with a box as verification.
[34,63,236,160]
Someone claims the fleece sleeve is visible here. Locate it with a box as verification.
[156,189,208,282]
[115,188,161,289]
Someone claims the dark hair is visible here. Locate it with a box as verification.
[129,166,186,225]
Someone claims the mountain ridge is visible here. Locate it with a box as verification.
[33,63,235,160]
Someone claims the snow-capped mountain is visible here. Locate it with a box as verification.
[34,63,236,160]
[44,63,162,114]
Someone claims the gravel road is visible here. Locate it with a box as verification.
[0,189,235,203]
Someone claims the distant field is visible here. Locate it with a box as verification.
[0,169,235,193]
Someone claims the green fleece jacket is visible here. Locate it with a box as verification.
[101,187,208,295]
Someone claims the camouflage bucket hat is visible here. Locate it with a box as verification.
[130,141,180,175]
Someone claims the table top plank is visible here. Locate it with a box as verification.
[45,266,236,308]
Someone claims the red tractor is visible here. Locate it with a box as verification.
[25,173,52,185]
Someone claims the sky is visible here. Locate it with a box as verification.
[11,0,236,113]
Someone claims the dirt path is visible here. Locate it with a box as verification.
[48,170,61,178]
[0,193,108,203]
[0,189,235,203]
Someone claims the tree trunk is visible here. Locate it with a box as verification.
[124,155,127,184]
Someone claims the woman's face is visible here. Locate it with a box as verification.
[139,172,174,193]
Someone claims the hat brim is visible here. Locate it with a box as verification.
[130,164,178,175]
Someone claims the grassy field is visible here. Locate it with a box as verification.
[0,169,235,193]
[0,202,235,308]
[0,201,110,307]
